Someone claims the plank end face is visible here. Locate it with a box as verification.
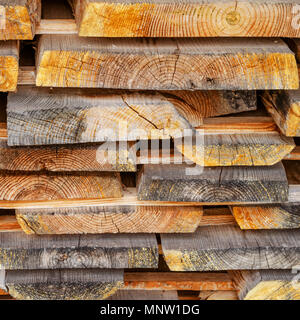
[263,91,300,137]
[15,205,203,234]
[232,270,300,300]
[74,0,300,38]
[5,269,124,300]
[231,203,300,230]
[35,36,298,90]
[0,40,19,92]
[161,225,300,272]
[137,163,289,203]
[0,0,41,40]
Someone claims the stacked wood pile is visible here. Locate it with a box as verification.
[0,0,299,300]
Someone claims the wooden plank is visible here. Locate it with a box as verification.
[73,0,300,38]
[287,39,300,62]
[0,139,136,172]
[15,205,203,234]
[0,215,21,232]
[284,145,300,160]
[231,203,300,229]
[262,90,300,137]
[232,270,300,300]
[137,163,289,203]
[198,291,238,300]
[7,87,193,145]
[108,290,178,300]
[161,225,300,271]
[0,41,19,92]
[3,269,124,300]
[0,0,41,40]
[36,36,298,90]
[124,272,235,291]
[0,172,122,201]
[0,232,158,269]
[175,133,295,166]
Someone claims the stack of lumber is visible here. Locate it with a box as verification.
[0,0,299,300]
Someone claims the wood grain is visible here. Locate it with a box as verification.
[0,172,123,201]
[262,90,300,137]
[175,132,295,166]
[232,270,300,300]
[73,0,300,38]
[0,0,41,40]
[15,205,203,234]
[0,41,19,92]
[0,232,158,269]
[231,203,300,229]
[36,36,298,90]
[108,290,178,300]
[137,162,289,203]
[3,269,124,300]
[161,225,300,271]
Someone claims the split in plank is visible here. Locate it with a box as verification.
[137,162,289,203]
[161,225,300,271]
[36,36,298,90]
[0,0,41,40]
[72,0,300,38]
[15,205,203,234]
[0,41,19,92]
[0,232,158,269]
[231,203,300,229]
[262,90,300,137]
[0,172,123,201]
[1,269,124,300]
[232,270,300,300]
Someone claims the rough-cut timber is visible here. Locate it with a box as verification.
[124,272,235,291]
[161,225,300,271]
[36,36,298,90]
[198,291,238,300]
[2,269,124,300]
[0,0,41,40]
[0,41,19,92]
[0,232,158,270]
[232,270,300,300]
[137,162,289,203]
[108,290,178,300]
[175,132,295,166]
[7,87,193,145]
[0,139,136,172]
[231,203,300,229]
[0,172,123,201]
[73,0,300,38]
[15,205,203,234]
[262,91,300,137]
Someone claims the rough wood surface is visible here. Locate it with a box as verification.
[175,132,295,166]
[0,215,21,232]
[124,272,235,291]
[0,172,123,201]
[36,36,298,90]
[3,269,124,300]
[137,162,289,203]
[108,289,178,300]
[7,87,193,145]
[232,270,300,300]
[198,290,238,300]
[0,41,19,92]
[15,205,203,234]
[0,232,158,269]
[161,225,300,271]
[231,203,300,229]
[73,0,300,38]
[0,0,41,40]
[262,90,300,137]
[0,139,136,172]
